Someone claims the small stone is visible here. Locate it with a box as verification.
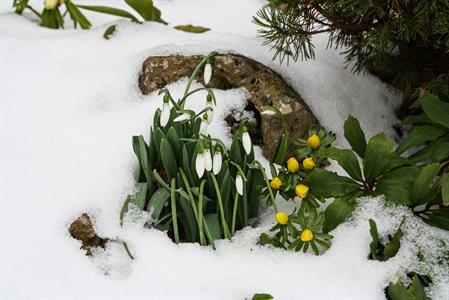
[69,213,107,255]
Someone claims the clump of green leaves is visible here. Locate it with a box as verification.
[259,210,332,254]
[386,273,432,300]
[368,219,403,261]
[121,52,275,248]
[13,0,166,30]
[304,101,449,232]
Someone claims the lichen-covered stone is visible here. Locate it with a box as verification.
[139,53,319,160]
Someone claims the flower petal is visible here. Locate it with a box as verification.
[195,153,205,178]
[242,132,252,155]
[203,63,212,85]
[212,152,222,175]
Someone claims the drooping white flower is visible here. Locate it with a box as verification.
[204,148,212,172]
[160,103,170,127]
[199,115,208,135]
[195,151,205,178]
[235,173,244,196]
[174,113,191,122]
[44,0,59,10]
[212,150,222,175]
[242,128,252,155]
[203,63,212,85]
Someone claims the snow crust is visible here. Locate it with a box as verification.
[2,1,447,299]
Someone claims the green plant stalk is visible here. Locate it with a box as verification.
[198,180,206,246]
[243,181,248,225]
[254,161,278,212]
[179,168,200,223]
[122,241,134,260]
[210,173,231,238]
[181,51,217,107]
[231,192,239,234]
[170,178,179,244]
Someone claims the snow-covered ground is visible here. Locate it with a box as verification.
[1,1,448,299]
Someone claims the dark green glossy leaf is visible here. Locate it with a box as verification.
[363,133,394,185]
[421,92,449,129]
[411,163,440,205]
[396,125,445,154]
[343,115,367,158]
[304,169,360,198]
[125,0,153,21]
[77,5,139,22]
[103,24,116,39]
[174,24,210,33]
[376,167,420,206]
[147,188,170,220]
[160,139,177,179]
[327,147,363,182]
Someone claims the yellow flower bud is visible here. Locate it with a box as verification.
[287,157,299,173]
[295,184,309,198]
[307,134,321,149]
[300,229,314,242]
[275,212,289,225]
[270,177,283,190]
[303,157,316,170]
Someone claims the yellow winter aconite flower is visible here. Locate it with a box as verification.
[301,229,314,242]
[295,184,309,198]
[307,134,321,149]
[270,177,283,190]
[303,157,316,170]
[275,212,289,225]
[287,157,300,173]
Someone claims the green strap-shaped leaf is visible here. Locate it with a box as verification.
[160,139,178,179]
[103,24,116,40]
[421,92,449,129]
[132,135,152,184]
[343,116,367,158]
[125,0,153,21]
[396,125,445,154]
[327,147,363,182]
[203,213,221,243]
[252,293,274,300]
[273,132,289,165]
[375,166,420,206]
[383,227,402,259]
[427,208,449,230]
[174,24,210,33]
[129,182,148,210]
[411,163,441,205]
[442,173,449,206]
[304,169,360,198]
[368,219,379,260]
[66,1,91,29]
[147,188,170,220]
[363,133,394,185]
[77,4,140,23]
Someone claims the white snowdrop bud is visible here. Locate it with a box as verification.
[160,103,170,127]
[212,150,222,175]
[203,63,212,85]
[235,173,244,196]
[242,127,252,155]
[260,109,276,116]
[204,148,212,172]
[199,115,208,135]
[195,151,205,178]
[44,0,58,10]
[206,96,214,124]
[174,113,191,122]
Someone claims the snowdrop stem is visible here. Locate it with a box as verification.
[170,178,179,244]
[231,192,239,234]
[254,161,278,212]
[182,52,217,106]
[210,173,231,239]
[179,168,200,224]
[198,180,206,246]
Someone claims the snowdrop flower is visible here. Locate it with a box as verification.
[160,95,170,127]
[174,112,191,122]
[241,126,252,155]
[204,147,212,172]
[212,147,222,175]
[261,110,276,116]
[203,62,212,85]
[195,150,206,178]
[199,114,208,135]
[44,0,59,9]
[235,173,244,196]
[206,95,214,124]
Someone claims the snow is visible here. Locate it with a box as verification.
[1,0,447,299]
